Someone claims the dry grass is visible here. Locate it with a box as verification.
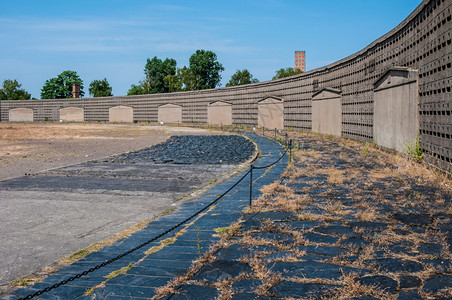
[297,212,326,222]
[283,164,305,179]
[260,182,293,195]
[355,208,378,222]
[326,168,345,185]
[328,272,396,300]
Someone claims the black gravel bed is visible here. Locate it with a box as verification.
[96,135,255,165]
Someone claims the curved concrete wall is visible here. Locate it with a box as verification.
[1,0,451,173]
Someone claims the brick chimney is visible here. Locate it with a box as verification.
[72,84,80,98]
[295,51,306,72]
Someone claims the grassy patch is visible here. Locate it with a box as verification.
[214,227,231,235]
[161,208,175,216]
[104,264,133,279]
[11,276,40,287]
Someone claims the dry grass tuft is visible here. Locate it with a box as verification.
[283,164,305,180]
[329,272,395,299]
[254,272,283,296]
[355,208,377,222]
[297,212,325,222]
[260,182,293,195]
[326,168,345,185]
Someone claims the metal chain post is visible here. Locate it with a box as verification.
[289,139,292,163]
[249,165,254,206]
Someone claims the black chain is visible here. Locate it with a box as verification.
[19,168,253,300]
[19,135,289,300]
[253,140,291,170]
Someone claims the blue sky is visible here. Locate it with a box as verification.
[0,0,422,98]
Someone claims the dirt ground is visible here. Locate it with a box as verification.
[0,123,179,181]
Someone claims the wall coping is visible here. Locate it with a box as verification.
[312,87,342,98]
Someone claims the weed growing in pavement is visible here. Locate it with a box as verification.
[403,133,424,163]
[196,226,202,258]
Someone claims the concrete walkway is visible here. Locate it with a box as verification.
[4,134,288,299]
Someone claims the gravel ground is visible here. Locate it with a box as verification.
[99,135,255,165]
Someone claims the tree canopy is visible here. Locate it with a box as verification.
[145,56,177,94]
[272,67,303,80]
[127,82,147,96]
[128,56,177,95]
[89,78,113,97]
[189,50,224,90]
[128,50,224,95]
[0,79,31,100]
[41,70,84,99]
[226,69,259,87]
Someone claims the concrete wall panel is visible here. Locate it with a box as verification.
[312,88,342,136]
[207,101,232,125]
[374,68,419,153]
[109,105,133,123]
[60,107,84,122]
[158,104,182,124]
[9,108,33,122]
[258,97,284,130]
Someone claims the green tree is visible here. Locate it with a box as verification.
[89,78,113,97]
[0,79,31,100]
[127,81,147,95]
[272,67,303,80]
[226,69,259,87]
[188,50,224,90]
[41,70,84,99]
[144,56,177,94]
[163,71,183,93]
[128,56,177,95]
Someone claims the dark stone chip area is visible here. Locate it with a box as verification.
[269,280,340,299]
[98,135,255,165]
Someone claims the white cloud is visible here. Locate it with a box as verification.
[0,15,256,56]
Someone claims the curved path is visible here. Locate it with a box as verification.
[5,134,288,299]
